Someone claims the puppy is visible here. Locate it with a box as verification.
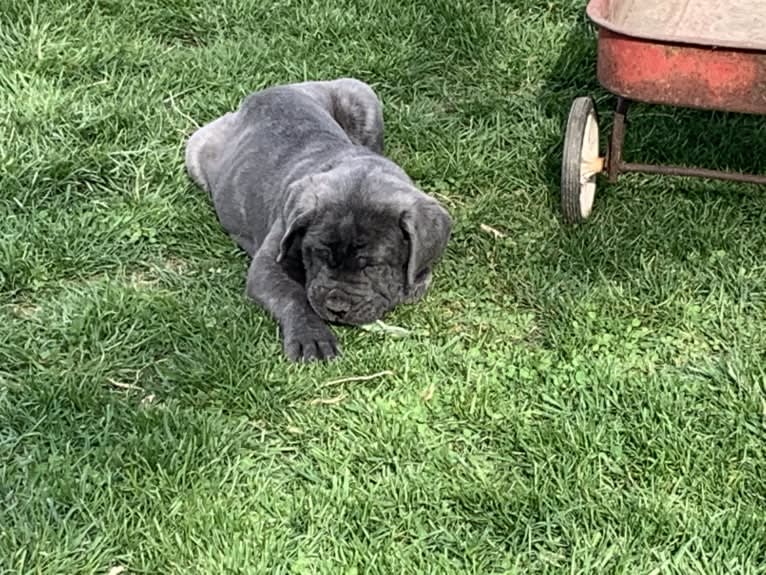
[185,78,452,362]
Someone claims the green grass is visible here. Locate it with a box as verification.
[2,0,766,573]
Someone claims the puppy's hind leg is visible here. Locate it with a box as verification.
[326,78,385,154]
[184,112,237,193]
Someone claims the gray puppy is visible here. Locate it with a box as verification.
[185,78,452,362]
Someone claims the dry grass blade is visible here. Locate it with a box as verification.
[140,393,156,406]
[480,223,507,238]
[165,90,200,129]
[309,393,347,405]
[107,378,144,392]
[320,370,394,388]
[360,320,413,337]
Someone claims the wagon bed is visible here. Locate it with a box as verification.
[587,0,766,51]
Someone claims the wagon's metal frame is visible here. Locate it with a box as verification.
[606,96,766,186]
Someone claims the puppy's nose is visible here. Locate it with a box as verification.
[325,292,350,317]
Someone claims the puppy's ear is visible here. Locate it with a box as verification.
[400,197,452,288]
[277,179,318,263]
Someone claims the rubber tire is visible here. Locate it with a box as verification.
[561,96,599,224]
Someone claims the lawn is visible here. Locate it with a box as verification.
[2,0,766,573]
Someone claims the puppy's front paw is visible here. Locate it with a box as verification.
[282,322,341,362]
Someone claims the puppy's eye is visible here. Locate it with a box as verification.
[310,248,335,268]
[313,247,331,260]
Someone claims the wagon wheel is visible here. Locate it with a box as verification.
[561,97,604,224]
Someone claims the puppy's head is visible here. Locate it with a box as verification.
[277,167,452,325]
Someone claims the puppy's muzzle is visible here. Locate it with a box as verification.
[324,290,352,319]
[310,287,387,325]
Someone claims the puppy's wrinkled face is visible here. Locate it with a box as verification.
[300,203,410,325]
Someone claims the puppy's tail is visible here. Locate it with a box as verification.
[184,112,236,194]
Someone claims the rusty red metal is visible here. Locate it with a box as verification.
[587,0,766,115]
[620,162,766,185]
[606,97,628,183]
[596,29,766,115]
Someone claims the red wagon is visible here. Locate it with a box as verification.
[561,0,766,223]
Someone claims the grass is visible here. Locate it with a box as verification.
[2,0,766,573]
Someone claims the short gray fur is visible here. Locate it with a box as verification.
[185,78,452,362]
